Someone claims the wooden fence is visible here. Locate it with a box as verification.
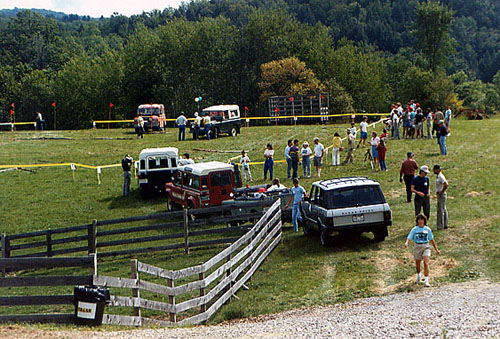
[0,201,273,263]
[94,199,282,326]
[0,254,96,323]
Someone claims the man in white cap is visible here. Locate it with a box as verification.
[193,112,202,140]
[411,165,431,220]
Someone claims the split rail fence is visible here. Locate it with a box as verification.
[95,199,282,326]
[1,201,272,266]
[0,254,96,323]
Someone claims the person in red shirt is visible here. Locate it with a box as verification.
[376,139,387,171]
[400,152,419,203]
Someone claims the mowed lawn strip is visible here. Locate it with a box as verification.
[0,118,499,325]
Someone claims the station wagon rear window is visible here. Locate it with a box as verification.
[148,156,170,169]
[325,186,385,209]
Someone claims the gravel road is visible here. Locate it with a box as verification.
[2,280,499,339]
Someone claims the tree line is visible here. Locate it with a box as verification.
[0,0,499,129]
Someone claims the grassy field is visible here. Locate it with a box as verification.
[0,118,499,326]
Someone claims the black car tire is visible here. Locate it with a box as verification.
[373,227,388,242]
[320,228,330,247]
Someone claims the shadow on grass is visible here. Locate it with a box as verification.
[100,189,167,211]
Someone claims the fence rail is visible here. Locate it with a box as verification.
[0,254,96,324]
[1,201,273,263]
[97,199,282,326]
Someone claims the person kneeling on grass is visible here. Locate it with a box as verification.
[404,214,440,287]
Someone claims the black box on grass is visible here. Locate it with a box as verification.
[73,286,110,326]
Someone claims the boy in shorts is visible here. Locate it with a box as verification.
[404,214,440,287]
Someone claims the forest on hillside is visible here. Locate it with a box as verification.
[0,0,499,129]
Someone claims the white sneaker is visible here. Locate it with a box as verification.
[424,277,430,287]
[415,273,421,284]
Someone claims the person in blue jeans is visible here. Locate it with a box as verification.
[284,178,307,232]
[175,113,187,141]
[284,139,293,179]
[263,143,274,180]
[289,139,300,179]
[437,120,447,155]
[301,141,312,178]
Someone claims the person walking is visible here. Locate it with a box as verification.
[342,129,355,165]
[376,139,387,171]
[301,141,312,178]
[411,165,431,220]
[240,150,252,182]
[415,108,425,139]
[402,107,410,139]
[263,143,274,181]
[391,108,400,140]
[175,112,187,141]
[176,112,187,141]
[285,139,292,179]
[433,165,449,230]
[289,139,300,179]
[404,214,440,287]
[400,152,419,203]
[122,154,134,197]
[284,178,307,232]
[437,120,448,155]
[313,137,325,177]
[35,112,44,131]
[331,132,342,166]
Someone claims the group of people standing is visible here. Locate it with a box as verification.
[389,101,451,155]
[175,112,211,141]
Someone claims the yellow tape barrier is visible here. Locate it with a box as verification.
[0,121,35,126]
[0,163,121,170]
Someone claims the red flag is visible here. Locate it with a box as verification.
[109,102,114,108]
[11,102,14,108]
[321,95,324,99]
[51,102,56,107]
[10,110,13,116]
[289,97,294,102]
[275,107,280,113]
[244,106,249,111]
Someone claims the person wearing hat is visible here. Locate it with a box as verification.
[437,120,448,155]
[176,112,188,141]
[433,165,449,230]
[400,152,419,203]
[301,141,312,178]
[342,128,355,165]
[411,165,431,220]
[193,112,202,140]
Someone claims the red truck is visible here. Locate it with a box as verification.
[165,161,241,211]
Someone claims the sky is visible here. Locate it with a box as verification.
[0,0,185,17]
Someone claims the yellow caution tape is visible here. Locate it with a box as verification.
[0,122,35,126]
[0,162,121,170]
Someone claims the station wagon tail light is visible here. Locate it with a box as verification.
[384,211,391,221]
[326,217,334,227]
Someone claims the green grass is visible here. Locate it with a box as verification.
[0,118,499,327]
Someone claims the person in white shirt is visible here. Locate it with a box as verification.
[301,141,313,178]
[350,122,357,141]
[240,150,252,182]
[176,112,187,141]
[433,165,449,230]
[193,112,202,140]
[263,143,274,180]
[358,116,368,148]
[313,137,325,178]
[178,153,195,166]
[426,109,433,140]
[391,107,400,140]
[267,178,287,192]
[137,115,144,139]
[370,131,380,169]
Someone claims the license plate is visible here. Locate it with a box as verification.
[352,214,364,222]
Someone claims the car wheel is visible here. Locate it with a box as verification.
[166,195,174,211]
[373,227,388,242]
[231,126,238,137]
[320,228,330,247]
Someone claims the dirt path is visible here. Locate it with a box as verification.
[2,280,499,339]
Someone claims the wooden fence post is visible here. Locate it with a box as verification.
[89,253,97,276]
[88,220,97,255]
[1,233,6,278]
[46,229,52,257]
[198,263,206,315]
[167,278,176,323]
[225,244,232,301]
[183,209,189,255]
[131,260,141,318]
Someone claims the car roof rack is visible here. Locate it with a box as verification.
[317,176,377,189]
